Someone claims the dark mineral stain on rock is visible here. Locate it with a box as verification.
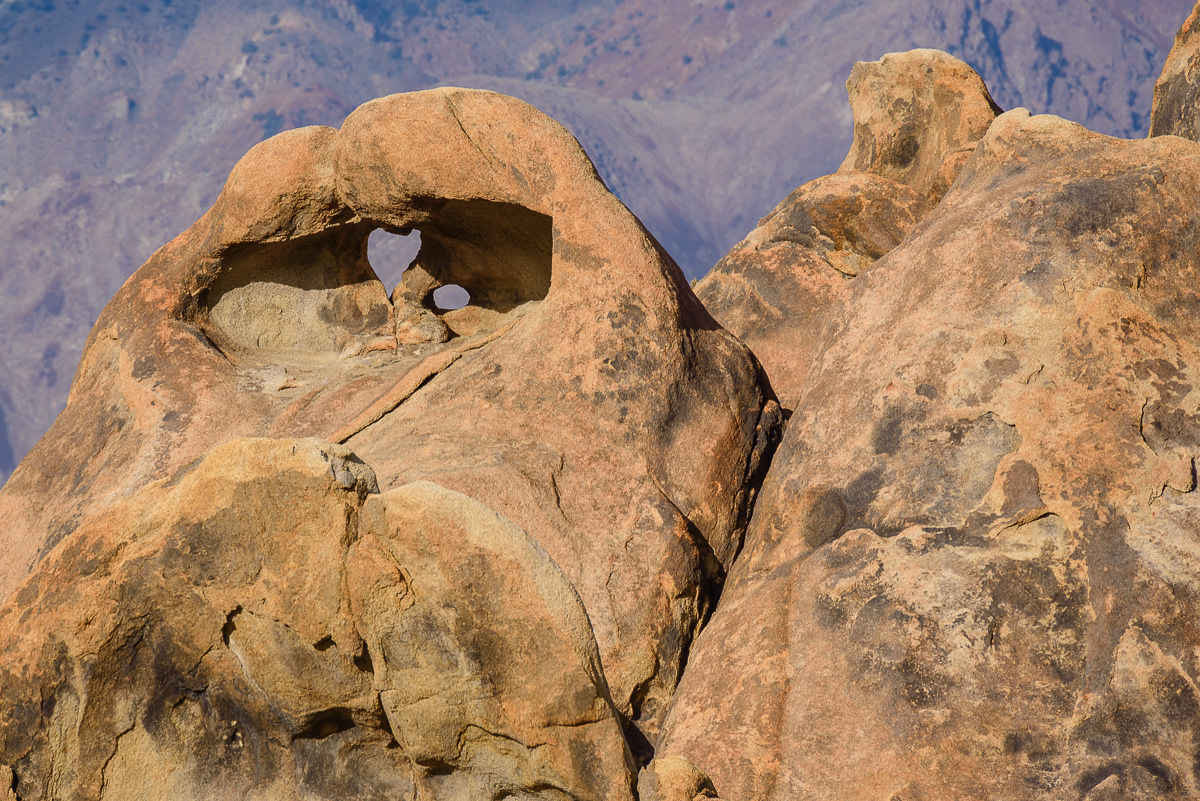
[1001,460,1043,516]
[799,486,848,547]
[871,405,907,455]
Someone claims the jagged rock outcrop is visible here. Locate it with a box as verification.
[658,81,1200,801]
[0,88,778,797]
[696,51,997,408]
[1152,3,1200,139]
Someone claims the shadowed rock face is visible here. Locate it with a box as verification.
[1152,3,1200,139]
[0,88,779,799]
[660,97,1200,801]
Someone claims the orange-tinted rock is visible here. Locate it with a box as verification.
[1151,2,1200,139]
[696,50,999,410]
[0,87,779,792]
[12,31,1200,801]
[695,171,930,408]
[0,439,634,800]
[838,49,1001,201]
[660,108,1200,800]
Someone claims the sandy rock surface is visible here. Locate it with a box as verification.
[660,91,1200,801]
[695,171,930,409]
[8,4,1200,798]
[0,87,777,798]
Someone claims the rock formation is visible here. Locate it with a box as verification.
[7,3,1200,800]
[0,439,633,799]
[0,0,1189,487]
[0,88,777,799]
[695,50,997,408]
[1152,2,1200,139]
[662,36,1200,801]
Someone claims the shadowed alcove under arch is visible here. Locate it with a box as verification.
[373,198,553,343]
[193,198,553,362]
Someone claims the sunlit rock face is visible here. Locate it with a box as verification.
[696,49,1000,410]
[0,0,1191,490]
[8,3,1200,798]
[659,39,1200,801]
[0,87,777,800]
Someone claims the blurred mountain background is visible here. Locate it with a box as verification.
[0,0,1193,483]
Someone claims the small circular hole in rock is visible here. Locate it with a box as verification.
[367,228,421,296]
[433,284,470,311]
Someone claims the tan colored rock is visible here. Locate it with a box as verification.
[350,481,634,799]
[1151,2,1200,139]
[696,50,999,410]
[637,756,718,801]
[0,438,634,800]
[661,107,1200,800]
[838,49,1000,201]
[0,86,778,789]
[695,171,930,408]
[19,37,1200,801]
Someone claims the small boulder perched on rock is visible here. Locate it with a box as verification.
[838,48,1001,201]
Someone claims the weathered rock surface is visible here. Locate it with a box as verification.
[695,171,930,409]
[0,87,777,796]
[0,438,634,800]
[1152,2,1200,139]
[11,7,1200,799]
[0,0,1189,487]
[838,49,1001,202]
[696,51,996,408]
[660,97,1200,801]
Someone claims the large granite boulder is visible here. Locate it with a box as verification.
[0,88,778,796]
[659,97,1200,801]
[0,438,634,800]
[9,12,1200,799]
